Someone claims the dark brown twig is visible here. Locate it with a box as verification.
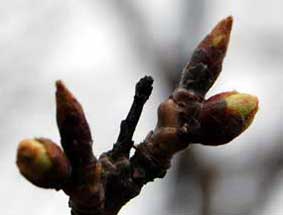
[111,76,153,159]
[16,17,259,215]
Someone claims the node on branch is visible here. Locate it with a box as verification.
[16,16,258,215]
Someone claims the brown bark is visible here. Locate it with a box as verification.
[16,16,259,215]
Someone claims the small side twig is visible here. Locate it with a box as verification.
[16,16,259,215]
[111,76,153,159]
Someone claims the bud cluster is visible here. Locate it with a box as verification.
[15,16,259,215]
[151,16,258,154]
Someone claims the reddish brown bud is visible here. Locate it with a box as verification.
[56,81,95,168]
[200,91,259,145]
[16,138,71,189]
[180,16,233,96]
[197,16,233,52]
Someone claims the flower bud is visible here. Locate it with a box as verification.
[56,80,95,168]
[16,138,71,189]
[200,91,258,145]
[180,16,233,96]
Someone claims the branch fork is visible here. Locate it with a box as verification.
[16,16,258,215]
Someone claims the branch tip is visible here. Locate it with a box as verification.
[135,76,154,101]
[111,76,154,158]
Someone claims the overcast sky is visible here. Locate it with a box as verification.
[0,1,282,215]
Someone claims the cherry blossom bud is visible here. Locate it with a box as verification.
[16,138,71,189]
[200,91,258,145]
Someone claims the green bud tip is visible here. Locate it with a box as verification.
[17,139,52,178]
[200,91,259,145]
[17,138,71,189]
[225,93,259,130]
[198,16,233,52]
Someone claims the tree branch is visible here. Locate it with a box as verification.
[16,16,259,215]
[110,76,153,159]
[56,81,96,170]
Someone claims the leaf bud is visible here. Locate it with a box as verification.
[16,138,71,189]
[200,91,258,145]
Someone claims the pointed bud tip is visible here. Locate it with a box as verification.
[210,16,233,49]
[17,138,71,189]
[55,80,64,89]
[55,80,94,166]
[55,80,70,96]
[214,16,233,34]
[55,80,78,109]
[222,16,233,29]
[198,16,233,50]
[183,16,234,95]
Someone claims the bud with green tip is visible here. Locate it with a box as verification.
[200,91,258,145]
[180,16,233,96]
[16,138,71,189]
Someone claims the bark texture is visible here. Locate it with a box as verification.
[16,16,259,215]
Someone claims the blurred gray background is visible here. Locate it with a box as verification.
[1,0,282,214]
